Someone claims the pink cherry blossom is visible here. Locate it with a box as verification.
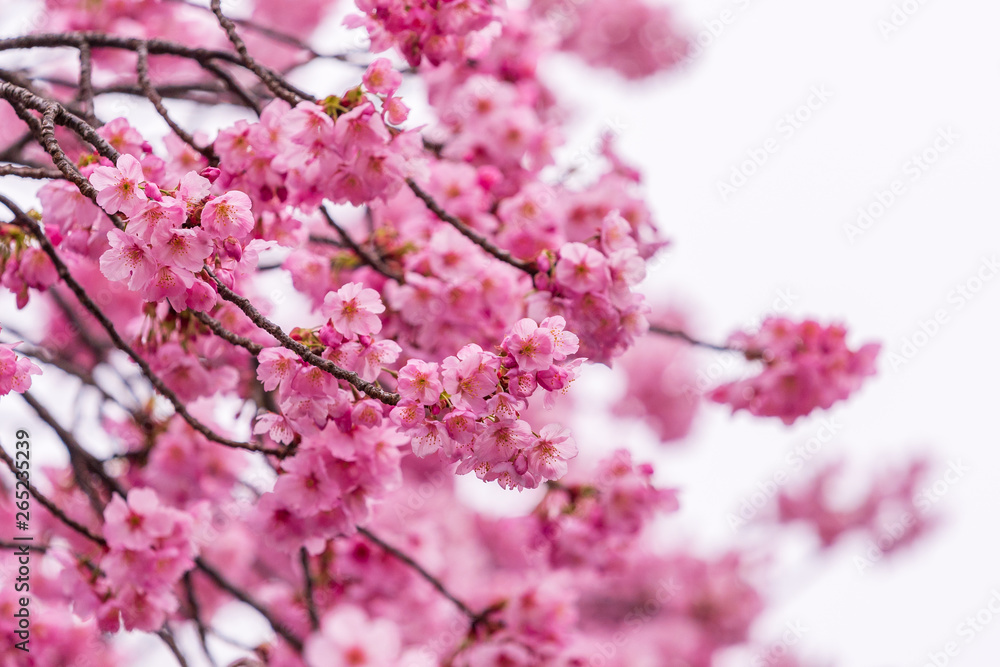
[200,190,255,239]
[397,359,443,404]
[554,242,610,294]
[503,318,555,371]
[363,58,403,95]
[99,228,157,289]
[323,282,387,337]
[0,341,42,395]
[304,605,402,667]
[150,225,212,272]
[89,154,148,217]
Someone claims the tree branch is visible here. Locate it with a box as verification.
[648,325,736,352]
[204,268,401,405]
[0,193,287,457]
[195,557,304,652]
[0,443,107,547]
[319,204,402,282]
[136,44,218,164]
[406,177,537,275]
[208,0,306,106]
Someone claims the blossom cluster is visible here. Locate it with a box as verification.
[215,74,422,221]
[390,316,582,490]
[0,0,928,664]
[710,317,882,424]
[528,210,653,363]
[86,488,199,633]
[0,326,42,396]
[346,0,496,67]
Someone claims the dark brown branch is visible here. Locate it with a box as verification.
[20,390,111,517]
[2,95,125,231]
[0,540,46,553]
[184,572,218,667]
[358,526,477,622]
[136,44,218,164]
[0,194,286,457]
[0,78,120,161]
[195,557,304,652]
[200,60,263,115]
[406,178,537,275]
[319,204,402,282]
[299,547,320,631]
[0,443,107,547]
[208,0,305,106]
[0,33,252,70]
[76,39,98,127]
[648,325,736,352]
[191,310,264,355]
[205,269,401,405]
[0,164,65,179]
[157,626,191,667]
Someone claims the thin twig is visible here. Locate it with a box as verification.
[319,204,402,282]
[195,557,304,652]
[406,178,537,275]
[0,164,64,179]
[136,44,218,164]
[200,60,263,115]
[76,39,99,127]
[208,0,304,106]
[157,626,191,667]
[648,325,736,352]
[191,310,264,355]
[20,390,110,517]
[0,444,107,547]
[184,572,218,667]
[0,194,286,457]
[358,526,477,621]
[300,547,320,631]
[205,268,401,405]
[3,97,125,231]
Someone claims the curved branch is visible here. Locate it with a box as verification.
[319,204,402,282]
[0,444,107,547]
[208,0,306,106]
[0,194,287,457]
[205,268,401,405]
[136,44,218,164]
[648,325,737,352]
[406,177,537,275]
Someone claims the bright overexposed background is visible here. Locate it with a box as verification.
[550,0,1000,664]
[2,0,999,665]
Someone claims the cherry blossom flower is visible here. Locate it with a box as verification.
[397,359,443,404]
[89,154,148,217]
[99,228,157,289]
[323,282,387,337]
[200,190,255,239]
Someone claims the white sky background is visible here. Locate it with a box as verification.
[1,0,999,665]
[549,0,1000,664]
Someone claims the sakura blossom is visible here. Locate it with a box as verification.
[0,0,956,665]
